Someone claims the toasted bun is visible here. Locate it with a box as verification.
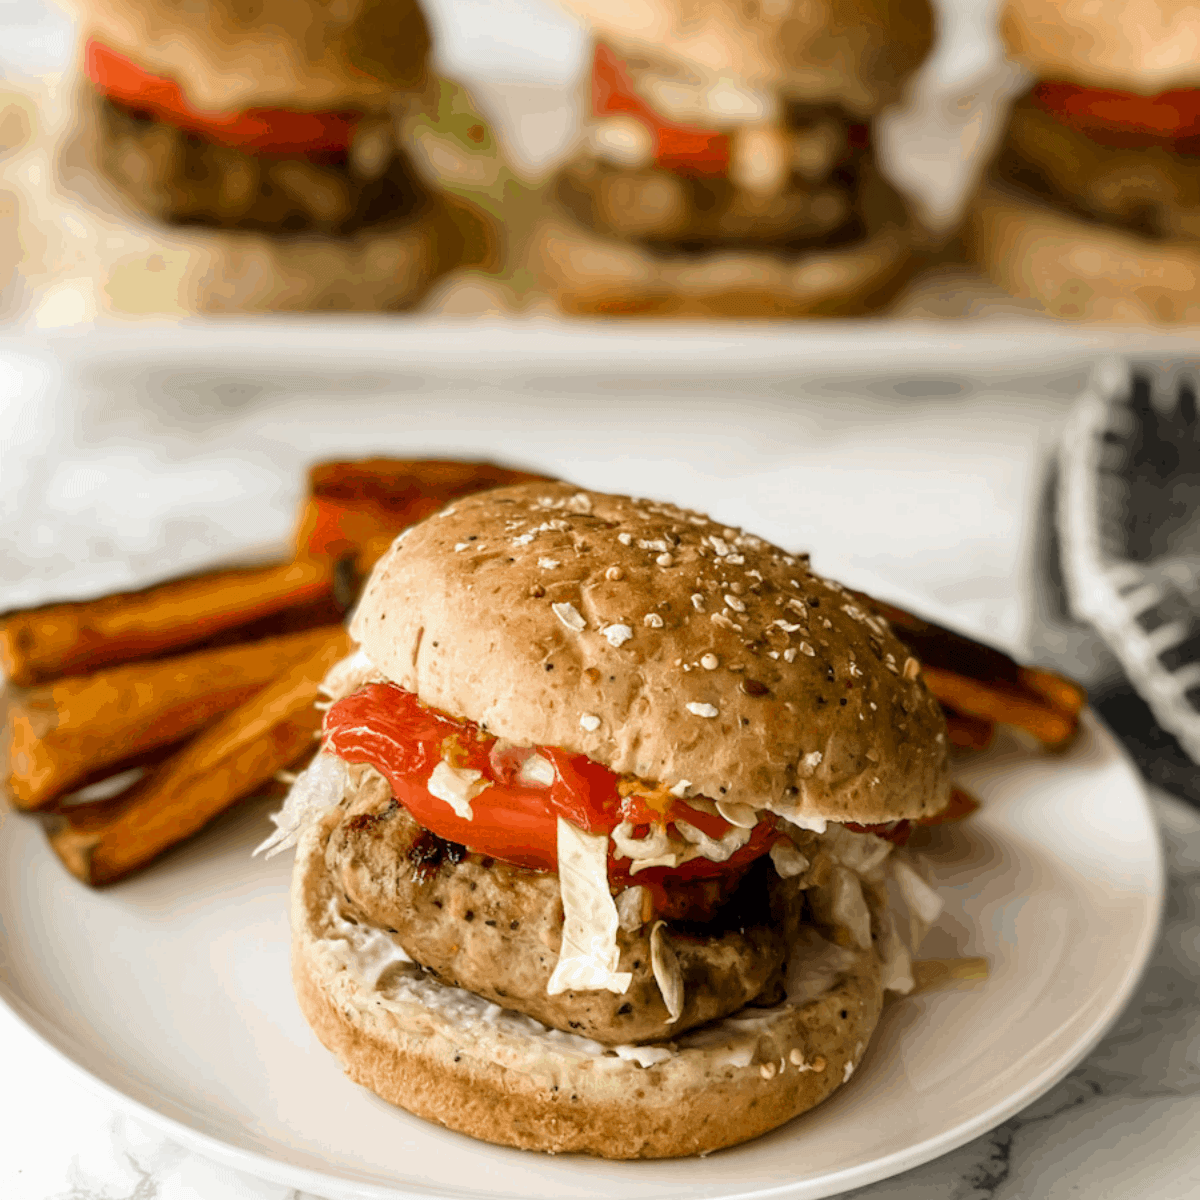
[538,219,924,318]
[292,807,883,1158]
[1001,0,1200,92]
[557,0,933,115]
[349,481,949,824]
[968,184,1200,323]
[73,0,430,111]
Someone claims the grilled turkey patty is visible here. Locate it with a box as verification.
[325,766,793,1045]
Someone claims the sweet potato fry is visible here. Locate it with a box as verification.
[855,593,1025,687]
[298,458,548,575]
[47,628,352,886]
[1018,667,1087,719]
[943,711,995,751]
[852,590,1085,714]
[6,626,342,811]
[845,589,1085,749]
[918,785,982,826]
[919,664,1076,748]
[0,559,335,687]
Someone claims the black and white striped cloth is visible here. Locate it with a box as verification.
[1059,357,1200,793]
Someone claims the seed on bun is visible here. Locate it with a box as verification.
[270,481,953,1158]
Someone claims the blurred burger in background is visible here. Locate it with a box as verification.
[537,0,938,316]
[55,0,501,313]
[969,0,1200,322]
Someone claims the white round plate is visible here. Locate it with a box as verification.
[0,711,1162,1200]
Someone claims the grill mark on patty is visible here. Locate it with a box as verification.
[343,797,400,835]
[407,828,467,883]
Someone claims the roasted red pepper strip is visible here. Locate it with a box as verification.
[1032,80,1200,152]
[322,683,775,885]
[86,39,361,155]
[591,43,731,177]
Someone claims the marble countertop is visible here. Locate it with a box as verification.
[0,785,1192,1200]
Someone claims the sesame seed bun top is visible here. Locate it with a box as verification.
[558,0,934,117]
[349,481,950,826]
[75,0,430,112]
[1001,0,1200,92]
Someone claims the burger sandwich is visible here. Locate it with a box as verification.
[970,0,1200,322]
[260,480,954,1158]
[536,0,938,316]
[55,0,498,314]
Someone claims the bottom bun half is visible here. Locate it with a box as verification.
[967,184,1200,324]
[291,809,884,1159]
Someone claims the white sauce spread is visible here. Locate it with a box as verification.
[320,898,609,1060]
[427,759,487,820]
